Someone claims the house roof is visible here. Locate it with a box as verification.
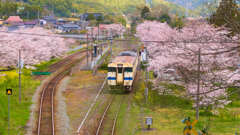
[118,51,137,57]
[6,16,23,23]
[62,23,80,28]
[24,20,37,25]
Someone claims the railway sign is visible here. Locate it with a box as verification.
[32,72,51,75]
[145,117,152,130]
[6,89,12,95]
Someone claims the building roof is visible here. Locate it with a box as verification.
[24,20,37,25]
[6,16,23,23]
[112,56,136,65]
[118,51,137,57]
[61,24,80,29]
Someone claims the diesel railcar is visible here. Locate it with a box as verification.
[107,51,139,91]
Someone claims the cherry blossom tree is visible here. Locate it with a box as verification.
[88,24,125,37]
[0,27,75,67]
[136,20,240,116]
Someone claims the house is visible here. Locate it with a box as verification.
[58,23,80,32]
[43,16,57,24]
[39,19,47,25]
[6,16,23,25]
[76,21,89,30]
[24,20,37,27]
[0,19,3,26]
[56,18,68,25]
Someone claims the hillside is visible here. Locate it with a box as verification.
[75,0,187,16]
[10,0,190,17]
[167,0,220,10]
[74,0,145,14]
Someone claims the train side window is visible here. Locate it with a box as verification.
[125,67,132,72]
[118,67,123,73]
[108,67,116,72]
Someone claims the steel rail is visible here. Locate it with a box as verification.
[111,97,124,135]
[95,97,114,135]
[37,51,87,135]
[37,71,67,135]
[48,49,87,72]
[77,78,107,134]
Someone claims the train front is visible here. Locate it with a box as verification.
[107,51,137,90]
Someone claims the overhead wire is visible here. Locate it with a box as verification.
[0,30,240,44]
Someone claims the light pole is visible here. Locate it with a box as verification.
[37,0,40,20]
[87,33,89,67]
[18,49,21,104]
[91,27,93,62]
[110,29,113,59]
[6,89,12,135]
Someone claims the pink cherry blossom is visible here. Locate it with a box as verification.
[88,24,125,37]
[0,26,75,67]
[136,20,240,108]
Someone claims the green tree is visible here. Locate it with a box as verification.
[103,14,114,24]
[158,13,171,24]
[209,0,240,34]
[86,13,96,21]
[0,2,18,17]
[171,15,185,29]
[96,15,104,25]
[19,4,41,19]
[141,6,150,19]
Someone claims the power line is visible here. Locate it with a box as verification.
[115,39,240,44]
[0,30,239,44]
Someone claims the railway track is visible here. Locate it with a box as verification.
[37,70,68,135]
[36,50,87,135]
[95,96,124,135]
[95,73,140,135]
[48,49,87,72]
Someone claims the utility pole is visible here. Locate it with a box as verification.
[8,94,10,135]
[86,33,89,67]
[37,0,40,20]
[145,48,149,104]
[52,0,54,16]
[110,29,113,59]
[196,48,201,120]
[18,49,21,104]
[91,27,93,62]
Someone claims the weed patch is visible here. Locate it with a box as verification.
[33,58,60,72]
[0,69,40,135]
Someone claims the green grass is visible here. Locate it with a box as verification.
[114,72,240,135]
[33,58,60,72]
[67,47,86,55]
[0,69,40,135]
[98,51,111,71]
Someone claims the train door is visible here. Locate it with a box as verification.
[108,67,116,85]
[123,67,133,86]
[117,64,123,84]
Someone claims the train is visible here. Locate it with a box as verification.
[107,51,139,91]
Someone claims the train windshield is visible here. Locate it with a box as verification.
[108,67,116,72]
[125,67,132,72]
[118,67,123,73]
